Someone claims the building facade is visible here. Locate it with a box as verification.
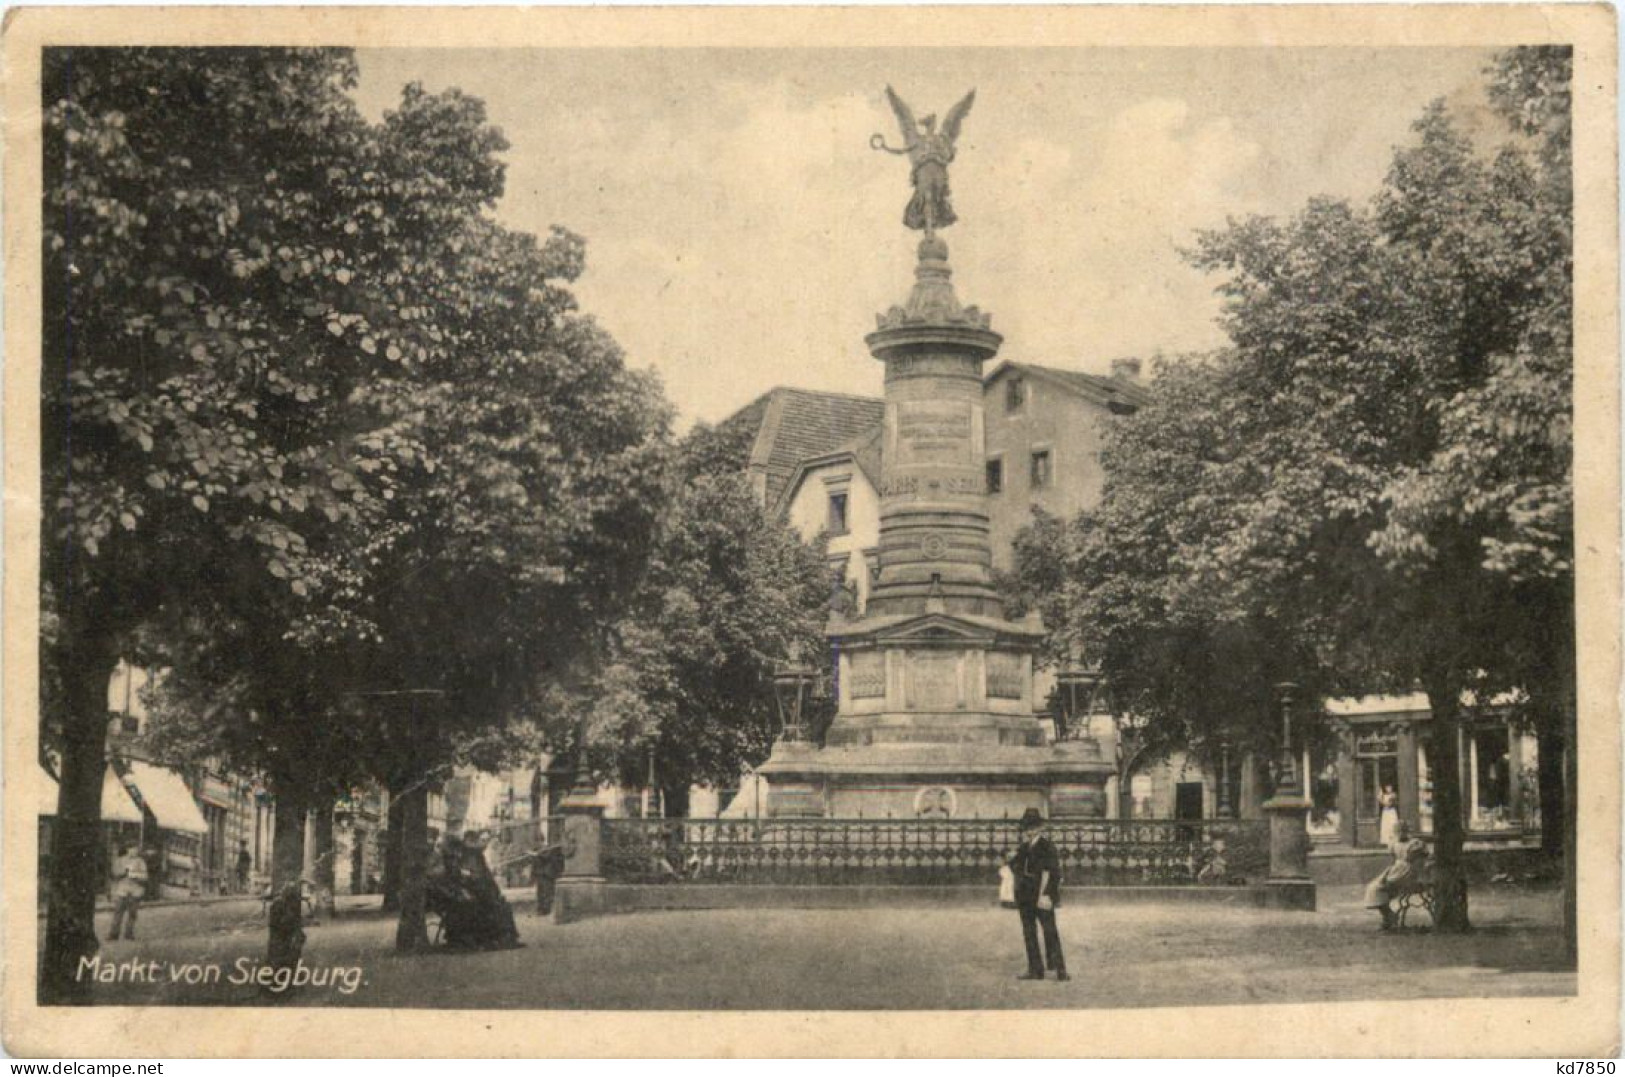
[1312,694,1539,848]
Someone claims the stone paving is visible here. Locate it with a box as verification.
[61,883,1573,1010]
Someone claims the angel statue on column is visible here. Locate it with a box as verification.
[871,86,976,235]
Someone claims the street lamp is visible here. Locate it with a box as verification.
[1054,666,1101,743]
[773,659,819,744]
[1273,682,1302,797]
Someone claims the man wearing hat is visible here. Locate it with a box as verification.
[1008,808,1068,981]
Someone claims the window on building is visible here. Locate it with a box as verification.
[1130,774,1154,819]
[827,491,849,535]
[1005,376,1025,413]
[1417,744,1434,834]
[985,457,1003,494]
[1472,726,1513,827]
[1308,751,1340,838]
[1030,449,1052,489]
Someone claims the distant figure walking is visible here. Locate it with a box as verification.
[108,843,148,941]
[1378,785,1399,847]
[534,841,565,917]
[1007,808,1068,981]
[1364,821,1430,930]
[235,839,253,894]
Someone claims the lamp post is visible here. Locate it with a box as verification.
[1054,666,1100,743]
[1273,682,1302,797]
[1260,679,1315,908]
[773,659,819,745]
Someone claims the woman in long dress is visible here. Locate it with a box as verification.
[1365,821,1429,930]
[1378,785,1400,846]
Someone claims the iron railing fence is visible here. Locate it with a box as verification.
[601,817,1269,887]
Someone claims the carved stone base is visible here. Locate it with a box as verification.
[758,739,1112,820]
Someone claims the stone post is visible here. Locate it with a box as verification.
[1263,683,1316,910]
[553,756,606,924]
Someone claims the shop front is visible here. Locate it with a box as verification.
[1321,695,1538,849]
[119,759,210,898]
[37,765,146,902]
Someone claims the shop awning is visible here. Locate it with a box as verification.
[124,760,208,834]
[38,766,145,825]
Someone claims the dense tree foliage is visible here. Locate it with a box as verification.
[1015,48,1572,935]
[41,46,670,992]
[546,431,831,814]
[43,47,404,1001]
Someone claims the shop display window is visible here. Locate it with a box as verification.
[1308,758,1341,838]
[1471,725,1515,830]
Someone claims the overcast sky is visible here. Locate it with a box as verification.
[351,47,1501,427]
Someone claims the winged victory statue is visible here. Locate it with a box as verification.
[871,86,976,235]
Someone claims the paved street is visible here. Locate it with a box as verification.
[57,882,1573,1010]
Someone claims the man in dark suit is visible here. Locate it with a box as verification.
[1009,808,1068,981]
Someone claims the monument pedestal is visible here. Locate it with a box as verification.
[553,778,607,923]
[762,739,1112,819]
[1261,792,1316,910]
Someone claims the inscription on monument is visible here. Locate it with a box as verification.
[907,650,963,710]
[878,474,984,498]
[895,401,973,467]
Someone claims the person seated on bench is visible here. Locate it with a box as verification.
[1364,820,1430,930]
[426,834,476,948]
[459,830,524,950]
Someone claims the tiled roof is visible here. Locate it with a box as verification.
[735,363,1149,508]
[989,361,1153,408]
[738,388,884,505]
[772,424,885,517]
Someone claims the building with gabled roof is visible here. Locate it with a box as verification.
[720,387,885,508]
[769,356,1148,589]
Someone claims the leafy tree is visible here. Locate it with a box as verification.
[1016,49,1570,937]
[1172,51,1571,932]
[41,46,417,1002]
[1006,364,1339,816]
[551,434,830,815]
[40,45,672,993]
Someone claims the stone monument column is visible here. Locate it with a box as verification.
[865,234,1003,621]
[756,87,1113,821]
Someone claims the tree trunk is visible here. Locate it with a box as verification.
[381,779,405,912]
[266,783,308,970]
[310,800,337,918]
[394,777,430,952]
[40,633,120,1005]
[1559,624,1578,965]
[1536,719,1565,861]
[661,783,690,820]
[1422,672,1472,933]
